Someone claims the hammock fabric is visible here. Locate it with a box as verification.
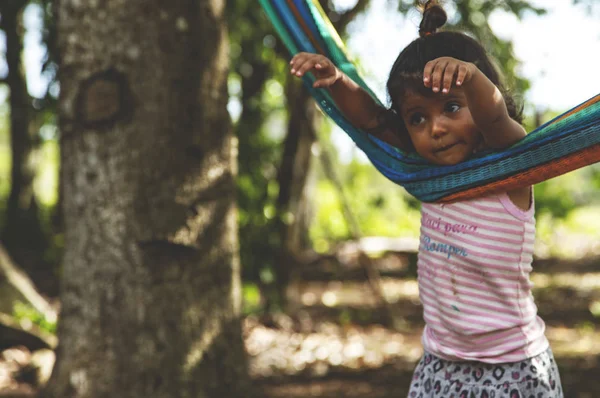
[259,0,600,202]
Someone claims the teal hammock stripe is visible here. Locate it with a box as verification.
[259,0,600,202]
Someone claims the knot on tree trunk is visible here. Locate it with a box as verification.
[76,68,133,129]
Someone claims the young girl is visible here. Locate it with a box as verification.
[290,2,563,397]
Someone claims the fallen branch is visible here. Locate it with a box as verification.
[0,312,57,351]
[0,243,58,324]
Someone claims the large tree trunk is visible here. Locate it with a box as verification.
[43,1,253,397]
[0,0,50,294]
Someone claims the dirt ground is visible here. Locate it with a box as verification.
[250,255,600,398]
[0,255,598,397]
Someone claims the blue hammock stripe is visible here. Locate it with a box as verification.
[260,0,600,201]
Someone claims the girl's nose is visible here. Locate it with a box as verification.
[430,115,448,139]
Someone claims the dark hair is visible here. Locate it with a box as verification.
[386,1,523,150]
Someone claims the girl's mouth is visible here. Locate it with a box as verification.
[434,142,457,153]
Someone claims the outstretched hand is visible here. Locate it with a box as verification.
[423,57,477,94]
[290,52,343,88]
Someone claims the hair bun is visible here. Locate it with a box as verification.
[419,1,447,38]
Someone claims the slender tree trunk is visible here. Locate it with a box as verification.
[272,81,315,306]
[0,0,50,293]
[278,82,315,254]
[237,55,269,288]
[43,1,254,397]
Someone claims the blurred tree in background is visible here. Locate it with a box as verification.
[0,0,58,297]
[227,0,374,312]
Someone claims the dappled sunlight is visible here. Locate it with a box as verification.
[183,315,222,374]
[295,279,420,309]
[279,270,600,389]
[546,325,600,357]
[531,272,600,292]
[381,279,420,303]
[245,314,599,382]
[34,139,60,207]
[244,316,422,379]
[295,272,600,314]
[535,204,600,259]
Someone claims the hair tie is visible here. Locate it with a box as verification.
[424,0,438,11]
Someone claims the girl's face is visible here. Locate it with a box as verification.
[399,88,483,166]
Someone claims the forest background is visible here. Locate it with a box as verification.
[0,0,599,397]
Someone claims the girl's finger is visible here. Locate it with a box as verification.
[290,54,316,74]
[289,53,307,67]
[456,65,468,86]
[423,60,437,87]
[316,57,334,72]
[314,75,338,88]
[430,60,448,93]
[441,63,458,94]
[293,58,316,76]
[289,55,303,73]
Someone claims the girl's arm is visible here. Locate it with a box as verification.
[290,52,408,149]
[423,57,526,149]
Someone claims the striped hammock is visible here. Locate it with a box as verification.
[259,0,600,202]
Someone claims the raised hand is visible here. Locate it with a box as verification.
[422,57,476,94]
[290,52,342,88]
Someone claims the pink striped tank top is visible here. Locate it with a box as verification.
[417,192,549,363]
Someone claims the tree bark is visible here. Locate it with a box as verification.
[43,1,253,397]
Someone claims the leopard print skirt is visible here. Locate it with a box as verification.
[407,348,563,398]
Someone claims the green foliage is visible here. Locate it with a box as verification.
[0,102,11,212]
[242,283,263,315]
[35,138,59,207]
[535,174,583,219]
[227,0,290,296]
[12,302,56,335]
[310,122,421,253]
[536,202,600,258]
[310,170,421,253]
[590,301,600,319]
[526,109,600,218]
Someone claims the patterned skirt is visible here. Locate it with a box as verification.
[407,348,563,398]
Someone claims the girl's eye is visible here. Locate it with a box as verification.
[446,102,460,113]
[409,113,425,126]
